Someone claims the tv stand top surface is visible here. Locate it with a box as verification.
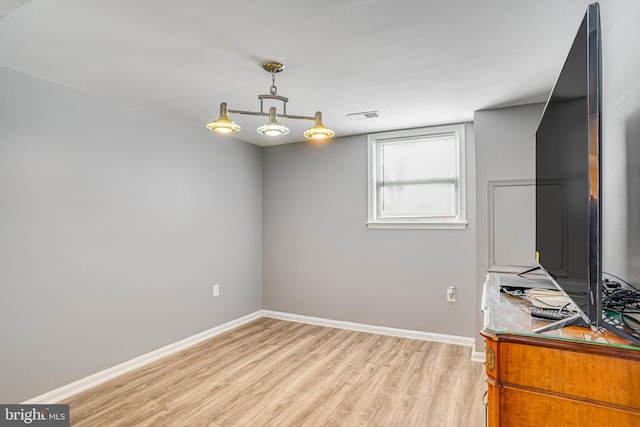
[482,273,639,350]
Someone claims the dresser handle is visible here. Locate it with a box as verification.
[486,346,495,371]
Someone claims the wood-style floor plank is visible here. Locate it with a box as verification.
[64,318,486,426]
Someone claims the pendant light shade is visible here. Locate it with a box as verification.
[303,112,335,140]
[207,103,241,134]
[257,107,289,136]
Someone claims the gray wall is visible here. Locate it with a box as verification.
[600,0,640,286]
[262,124,476,338]
[0,68,263,403]
[473,103,545,350]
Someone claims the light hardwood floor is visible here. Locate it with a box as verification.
[65,318,486,426]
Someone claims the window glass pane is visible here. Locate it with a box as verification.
[367,124,466,228]
[378,183,457,218]
[379,135,457,183]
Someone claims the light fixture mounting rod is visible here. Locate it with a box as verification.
[227,108,315,121]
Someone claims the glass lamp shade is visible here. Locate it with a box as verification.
[303,112,335,140]
[207,103,241,133]
[257,107,289,136]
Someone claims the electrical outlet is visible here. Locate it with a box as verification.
[447,286,456,303]
[213,284,220,297]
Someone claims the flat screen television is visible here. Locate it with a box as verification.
[533,2,640,344]
[534,3,602,331]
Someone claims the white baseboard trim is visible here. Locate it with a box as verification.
[24,309,481,403]
[471,351,486,363]
[262,309,476,350]
[23,311,262,404]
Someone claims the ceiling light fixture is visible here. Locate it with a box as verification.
[207,61,334,141]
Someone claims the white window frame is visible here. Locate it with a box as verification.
[367,124,467,230]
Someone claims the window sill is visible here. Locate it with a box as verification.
[366,221,468,230]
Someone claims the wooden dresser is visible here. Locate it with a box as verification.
[481,273,640,426]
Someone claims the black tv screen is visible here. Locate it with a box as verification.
[535,3,601,326]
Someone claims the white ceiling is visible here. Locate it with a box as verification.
[0,0,596,146]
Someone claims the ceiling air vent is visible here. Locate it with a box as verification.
[346,111,379,120]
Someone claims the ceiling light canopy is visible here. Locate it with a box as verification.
[207,61,334,142]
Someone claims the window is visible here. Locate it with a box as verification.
[367,124,467,229]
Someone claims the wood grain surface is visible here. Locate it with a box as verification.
[65,317,485,426]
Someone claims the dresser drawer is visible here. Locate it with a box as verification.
[498,340,640,409]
